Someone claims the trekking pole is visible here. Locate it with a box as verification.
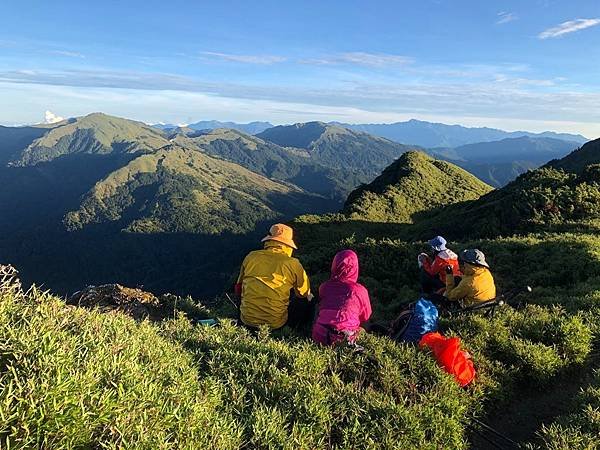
[465,423,508,450]
[469,417,520,448]
[225,293,240,311]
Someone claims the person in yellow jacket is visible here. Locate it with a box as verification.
[445,249,496,308]
[235,223,313,329]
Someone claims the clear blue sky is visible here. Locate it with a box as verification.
[1,0,599,137]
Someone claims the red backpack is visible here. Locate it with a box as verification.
[419,332,475,387]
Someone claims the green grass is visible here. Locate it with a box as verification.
[0,286,473,449]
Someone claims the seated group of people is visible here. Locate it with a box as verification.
[235,223,496,346]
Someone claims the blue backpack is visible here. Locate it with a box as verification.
[394,299,439,343]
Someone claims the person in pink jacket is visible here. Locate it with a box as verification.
[312,249,372,346]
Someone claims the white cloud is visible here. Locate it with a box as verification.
[199,51,287,64]
[50,50,85,58]
[301,52,414,67]
[44,110,64,124]
[496,12,518,25]
[539,18,600,39]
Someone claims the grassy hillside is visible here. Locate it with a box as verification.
[65,144,330,234]
[257,122,415,179]
[2,226,598,448]
[344,151,493,223]
[12,113,169,166]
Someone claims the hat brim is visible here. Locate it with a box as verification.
[261,235,298,250]
[465,260,489,269]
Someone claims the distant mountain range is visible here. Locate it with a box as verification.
[154,120,273,135]
[152,118,588,148]
[334,119,588,148]
[151,118,586,187]
[429,136,580,187]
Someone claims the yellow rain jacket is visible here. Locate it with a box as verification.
[237,241,311,329]
[446,263,496,307]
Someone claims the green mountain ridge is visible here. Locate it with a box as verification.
[343,151,493,223]
[257,121,416,179]
[10,112,169,167]
[548,138,600,174]
[0,112,394,298]
[170,127,359,201]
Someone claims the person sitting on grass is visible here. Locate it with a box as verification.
[418,236,461,294]
[235,223,313,330]
[312,249,372,346]
[444,249,496,308]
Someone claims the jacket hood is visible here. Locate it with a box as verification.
[438,249,458,260]
[463,263,489,276]
[264,240,293,257]
[330,249,359,283]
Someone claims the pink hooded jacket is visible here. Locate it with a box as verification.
[312,250,372,346]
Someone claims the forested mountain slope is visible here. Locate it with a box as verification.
[170,127,360,201]
[257,121,415,179]
[412,138,600,240]
[65,144,330,234]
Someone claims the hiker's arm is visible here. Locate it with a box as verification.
[428,257,446,277]
[293,262,311,298]
[421,255,435,274]
[445,274,468,301]
[234,259,246,296]
[359,289,372,322]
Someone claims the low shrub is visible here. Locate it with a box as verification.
[445,306,593,389]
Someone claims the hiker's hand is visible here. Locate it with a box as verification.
[445,265,453,275]
[417,253,428,267]
[307,293,314,302]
